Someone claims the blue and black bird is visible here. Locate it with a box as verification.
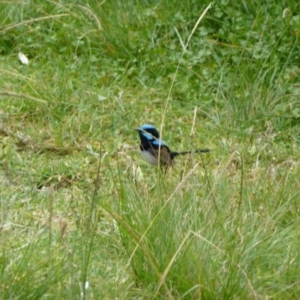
[135,124,210,167]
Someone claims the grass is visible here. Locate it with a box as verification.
[0,0,300,299]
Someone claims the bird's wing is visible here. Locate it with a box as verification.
[149,140,173,166]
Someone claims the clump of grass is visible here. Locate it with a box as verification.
[112,153,300,298]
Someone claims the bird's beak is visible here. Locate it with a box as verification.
[134,128,140,132]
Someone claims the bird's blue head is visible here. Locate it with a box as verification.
[136,124,160,141]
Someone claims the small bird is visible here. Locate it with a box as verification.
[135,124,210,167]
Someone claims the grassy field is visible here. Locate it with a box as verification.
[1,0,300,299]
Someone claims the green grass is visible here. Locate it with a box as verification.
[1,0,300,299]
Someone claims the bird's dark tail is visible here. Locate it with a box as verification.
[170,149,211,159]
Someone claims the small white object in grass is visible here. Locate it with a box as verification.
[85,281,89,290]
[18,51,29,65]
[98,94,107,101]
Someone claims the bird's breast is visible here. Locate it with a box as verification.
[140,150,159,165]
